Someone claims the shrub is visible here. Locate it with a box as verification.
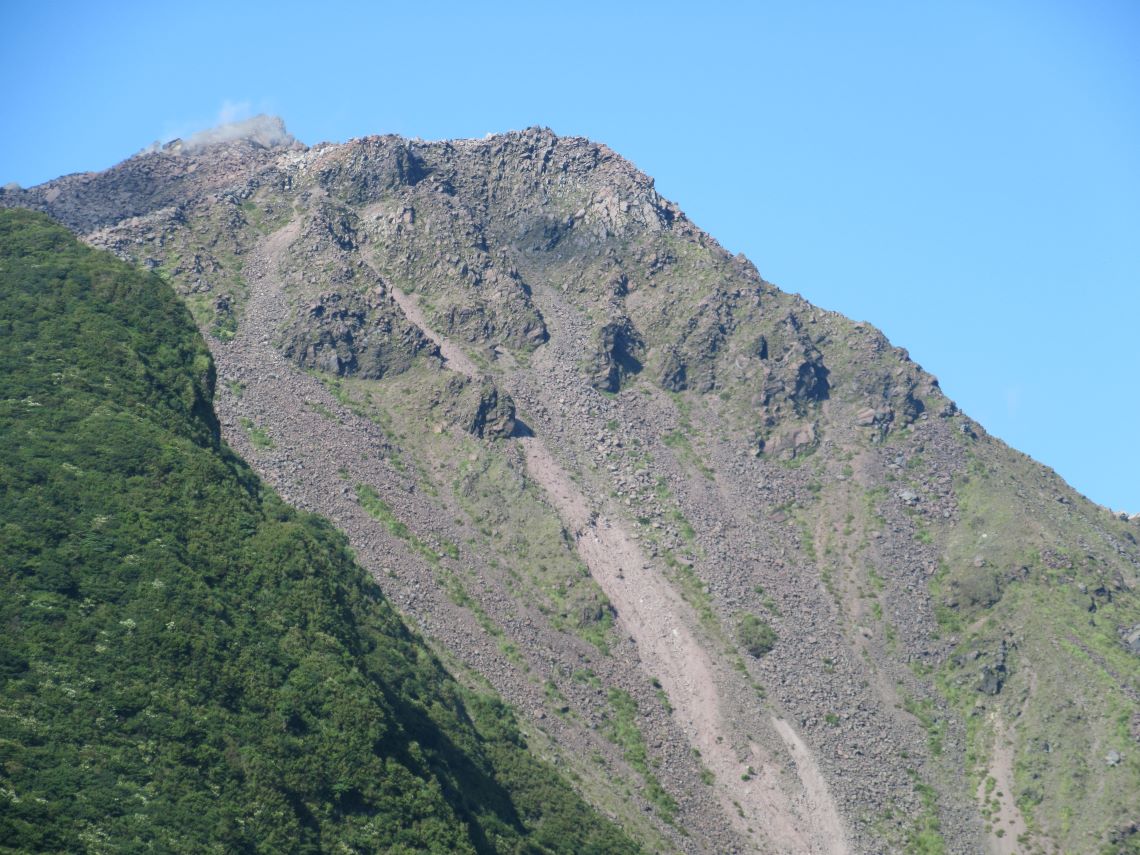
[738,613,777,657]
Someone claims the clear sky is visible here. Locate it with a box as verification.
[3,1,1137,511]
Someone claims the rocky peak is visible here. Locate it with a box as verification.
[5,124,1139,855]
[0,116,300,233]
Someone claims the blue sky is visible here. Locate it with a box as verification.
[3,1,1137,510]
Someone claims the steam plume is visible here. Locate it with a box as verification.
[180,115,294,151]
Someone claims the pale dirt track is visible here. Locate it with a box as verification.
[522,438,849,854]
[389,286,480,379]
[979,706,1029,853]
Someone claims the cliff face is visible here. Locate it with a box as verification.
[5,119,1138,854]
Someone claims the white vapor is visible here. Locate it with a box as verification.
[216,99,253,125]
[181,114,294,151]
[144,100,293,154]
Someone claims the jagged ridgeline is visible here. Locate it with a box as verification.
[0,210,637,854]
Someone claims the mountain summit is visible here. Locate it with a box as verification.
[3,121,1138,853]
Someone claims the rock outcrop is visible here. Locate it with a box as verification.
[282,289,436,378]
[589,316,644,392]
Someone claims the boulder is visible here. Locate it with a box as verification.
[465,381,516,439]
[588,316,644,392]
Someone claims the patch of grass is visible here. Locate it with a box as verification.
[572,668,601,689]
[316,374,383,426]
[776,452,803,469]
[902,694,945,757]
[753,585,781,615]
[798,517,817,561]
[239,417,274,449]
[672,509,697,542]
[307,400,340,422]
[661,550,717,631]
[211,311,237,342]
[905,774,947,855]
[602,689,678,823]
[867,566,885,592]
[575,606,616,655]
[661,428,715,480]
[354,483,444,566]
[355,483,411,539]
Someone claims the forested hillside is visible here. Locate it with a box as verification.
[0,209,637,854]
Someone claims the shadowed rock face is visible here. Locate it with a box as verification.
[590,316,644,392]
[465,381,517,439]
[282,289,437,379]
[315,134,428,203]
[5,119,1139,855]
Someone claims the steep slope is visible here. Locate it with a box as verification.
[0,209,638,855]
[4,120,1138,854]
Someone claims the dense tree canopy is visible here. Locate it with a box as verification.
[0,210,637,854]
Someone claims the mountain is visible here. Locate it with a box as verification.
[0,209,637,854]
[3,118,1138,853]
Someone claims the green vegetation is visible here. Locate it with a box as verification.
[307,399,340,422]
[601,689,677,823]
[798,518,818,561]
[239,415,275,449]
[905,776,947,855]
[354,483,462,573]
[737,613,777,658]
[901,695,945,757]
[211,306,238,342]
[661,428,714,480]
[660,548,717,630]
[0,211,638,854]
[752,584,781,616]
[356,482,414,541]
[927,445,1140,851]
